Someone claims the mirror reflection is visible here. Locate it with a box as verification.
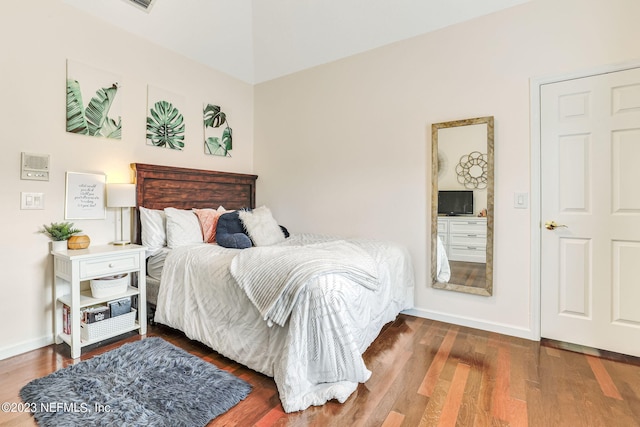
[431,116,494,296]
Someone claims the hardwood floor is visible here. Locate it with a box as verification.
[1,315,639,426]
[449,261,486,289]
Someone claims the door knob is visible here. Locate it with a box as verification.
[545,220,567,230]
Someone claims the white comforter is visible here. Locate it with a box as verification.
[437,235,451,282]
[154,233,414,413]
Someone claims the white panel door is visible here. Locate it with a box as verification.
[541,67,640,357]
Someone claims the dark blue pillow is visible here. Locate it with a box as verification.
[216,211,252,249]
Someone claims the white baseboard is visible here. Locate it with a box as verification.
[402,308,538,341]
[0,335,54,361]
[1,312,536,360]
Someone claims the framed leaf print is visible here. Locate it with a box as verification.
[146,86,186,151]
[203,103,232,157]
[66,59,122,139]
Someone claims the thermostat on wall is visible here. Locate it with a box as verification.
[21,152,50,181]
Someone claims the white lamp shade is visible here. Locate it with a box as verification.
[106,183,136,208]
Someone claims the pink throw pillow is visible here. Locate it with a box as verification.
[193,207,225,243]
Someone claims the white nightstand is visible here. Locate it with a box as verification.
[51,244,147,358]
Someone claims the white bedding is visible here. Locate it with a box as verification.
[437,235,451,282]
[154,233,414,413]
[230,240,379,327]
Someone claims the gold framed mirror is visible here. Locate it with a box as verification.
[431,116,494,296]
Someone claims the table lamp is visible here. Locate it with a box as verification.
[106,183,136,245]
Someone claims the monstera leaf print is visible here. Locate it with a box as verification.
[66,79,121,139]
[205,127,233,156]
[203,104,232,157]
[203,104,226,128]
[147,100,185,150]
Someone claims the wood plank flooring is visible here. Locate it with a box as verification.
[448,261,486,289]
[1,315,639,426]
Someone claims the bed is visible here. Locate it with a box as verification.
[436,235,451,282]
[131,163,415,413]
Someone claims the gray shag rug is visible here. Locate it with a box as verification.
[20,337,251,426]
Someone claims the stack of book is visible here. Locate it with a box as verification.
[62,296,132,335]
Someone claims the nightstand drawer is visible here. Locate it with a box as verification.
[79,254,140,279]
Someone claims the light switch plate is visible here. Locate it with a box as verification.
[21,192,44,210]
[514,192,528,209]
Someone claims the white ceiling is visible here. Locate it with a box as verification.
[63,0,530,84]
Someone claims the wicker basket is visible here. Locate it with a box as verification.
[80,309,136,341]
[90,274,128,298]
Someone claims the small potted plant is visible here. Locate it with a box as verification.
[41,222,82,251]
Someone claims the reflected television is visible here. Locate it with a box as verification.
[438,190,473,216]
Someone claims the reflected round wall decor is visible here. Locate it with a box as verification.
[455,151,488,189]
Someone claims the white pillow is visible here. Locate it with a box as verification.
[139,207,166,256]
[164,207,204,248]
[239,206,285,246]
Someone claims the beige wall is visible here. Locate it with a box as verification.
[438,124,488,216]
[254,0,640,337]
[0,1,254,359]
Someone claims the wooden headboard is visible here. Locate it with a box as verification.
[131,163,258,245]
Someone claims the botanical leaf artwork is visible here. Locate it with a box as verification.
[147,86,186,151]
[66,60,122,139]
[147,100,185,150]
[204,104,233,157]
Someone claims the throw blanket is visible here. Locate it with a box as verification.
[230,241,379,327]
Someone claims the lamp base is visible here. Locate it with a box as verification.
[112,240,131,246]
